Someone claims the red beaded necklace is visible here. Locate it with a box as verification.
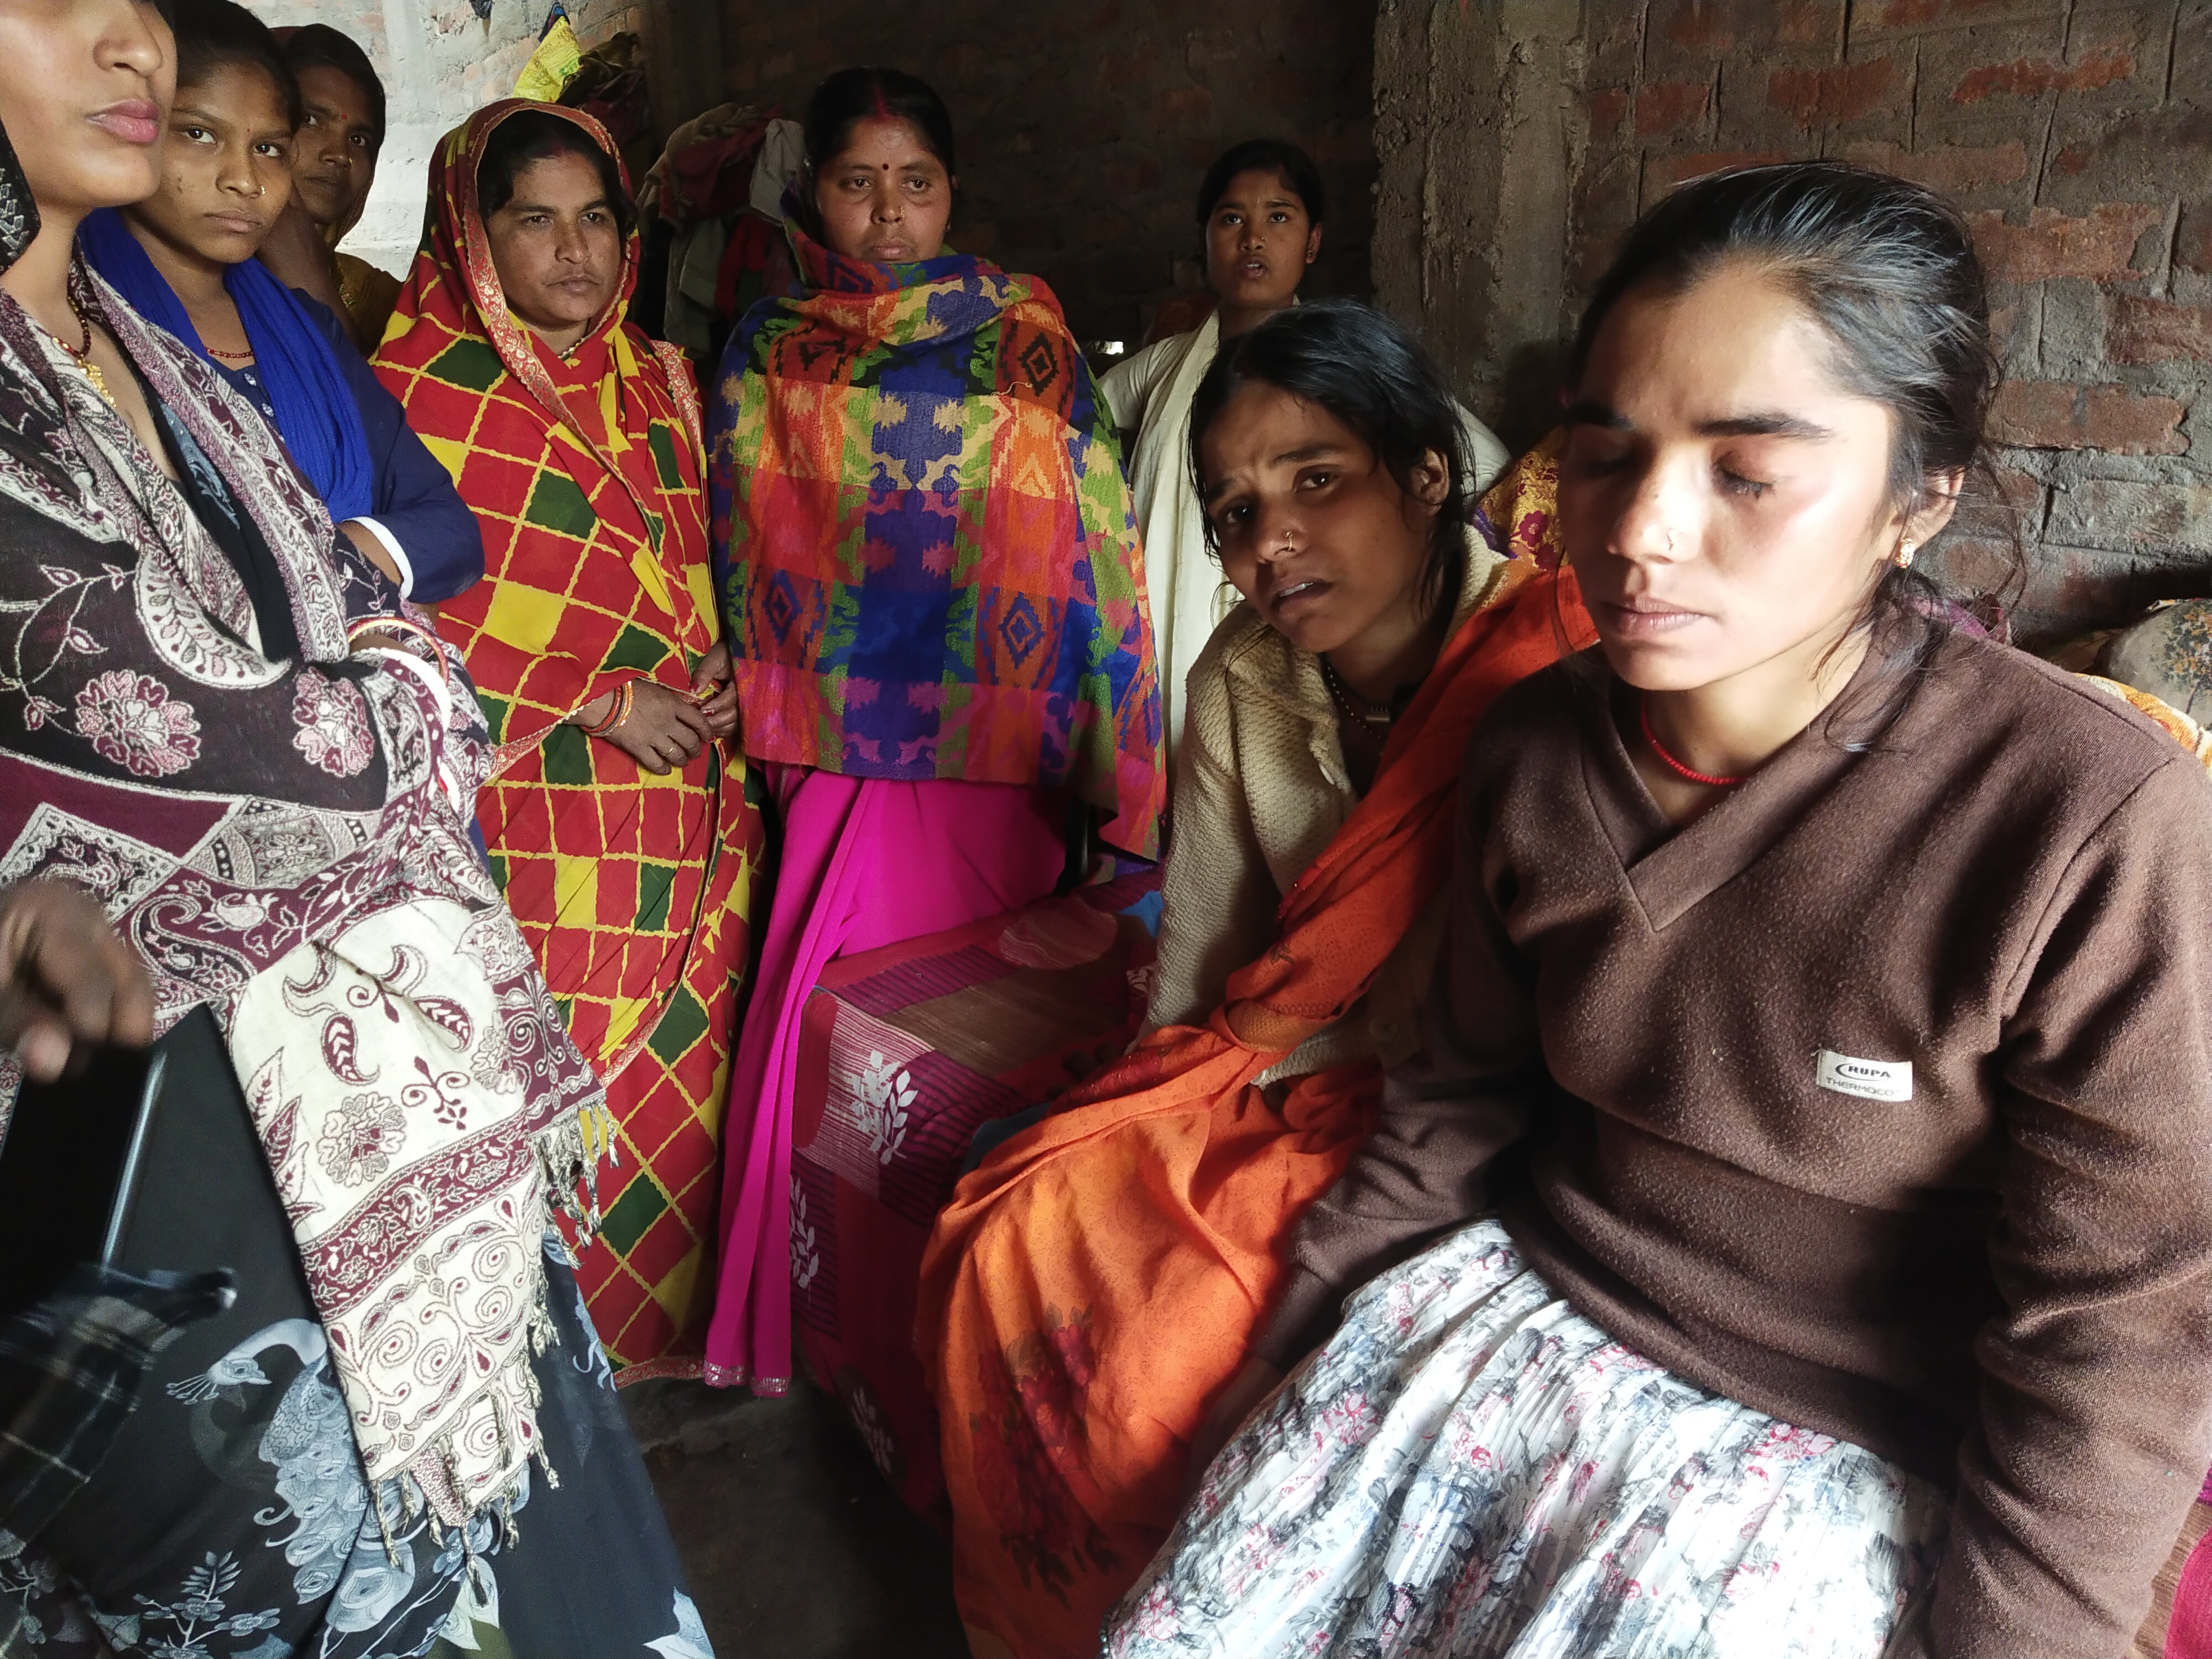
[1638,695,1747,788]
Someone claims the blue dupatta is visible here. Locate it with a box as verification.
[78,208,374,522]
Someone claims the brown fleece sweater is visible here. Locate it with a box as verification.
[1256,633,2212,1658]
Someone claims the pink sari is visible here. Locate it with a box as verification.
[705,769,1066,1391]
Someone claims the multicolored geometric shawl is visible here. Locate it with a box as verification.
[708,218,1164,858]
[0,127,604,1527]
[373,102,767,1375]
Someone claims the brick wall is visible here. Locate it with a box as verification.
[1378,0,2212,647]
[716,0,1378,346]
[241,0,722,276]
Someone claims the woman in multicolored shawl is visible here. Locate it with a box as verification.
[373,101,768,1381]
[702,67,1164,1397]
[0,3,708,1653]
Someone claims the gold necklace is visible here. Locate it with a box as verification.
[47,299,116,408]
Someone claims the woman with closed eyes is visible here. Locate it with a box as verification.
[1108,162,2212,1659]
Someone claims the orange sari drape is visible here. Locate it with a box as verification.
[918,539,1593,1656]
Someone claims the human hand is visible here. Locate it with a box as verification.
[0,881,156,1082]
[1179,1354,1284,1506]
[690,640,738,743]
[601,680,714,775]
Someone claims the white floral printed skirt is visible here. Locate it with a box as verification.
[1107,1220,1946,1659]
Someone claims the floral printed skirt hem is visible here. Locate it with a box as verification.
[1107,1219,1947,1659]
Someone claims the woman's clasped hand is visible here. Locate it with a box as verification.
[578,643,740,774]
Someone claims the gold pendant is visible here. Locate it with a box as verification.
[80,357,116,409]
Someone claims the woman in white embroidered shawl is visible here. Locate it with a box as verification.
[0,6,712,1654]
[1102,139,1510,767]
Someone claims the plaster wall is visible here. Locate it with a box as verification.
[241,0,722,276]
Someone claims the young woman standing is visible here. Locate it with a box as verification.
[78,0,478,604]
[1100,140,1509,765]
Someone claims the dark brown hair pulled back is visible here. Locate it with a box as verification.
[1573,161,2021,680]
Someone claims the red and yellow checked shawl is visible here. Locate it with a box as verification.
[373,101,766,1376]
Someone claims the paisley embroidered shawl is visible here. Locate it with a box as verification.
[373,103,769,1375]
[709,219,1165,857]
[0,128,604,1527]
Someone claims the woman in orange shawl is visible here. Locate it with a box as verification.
[373,101,768,1379]
[919,302,1589,1657]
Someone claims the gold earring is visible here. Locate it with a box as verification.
[1895,541,1916,570]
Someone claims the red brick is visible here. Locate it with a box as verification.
[2039,108,2212,199]
[1988,380,2187,455]
[1934,534,2031,603]
[1768,58,1899,128]
[1588,87,1630,137]
[1991,382,2077,456]
[2077,386,2188,457]
[1636,80,1713,138]
[1571,155,1640,295]
[1951,48,2135,104]
[2106,296,2212,365]
[1645,148,1790,191]
[1968,204,2162,284]
[1840,139,2030,192]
